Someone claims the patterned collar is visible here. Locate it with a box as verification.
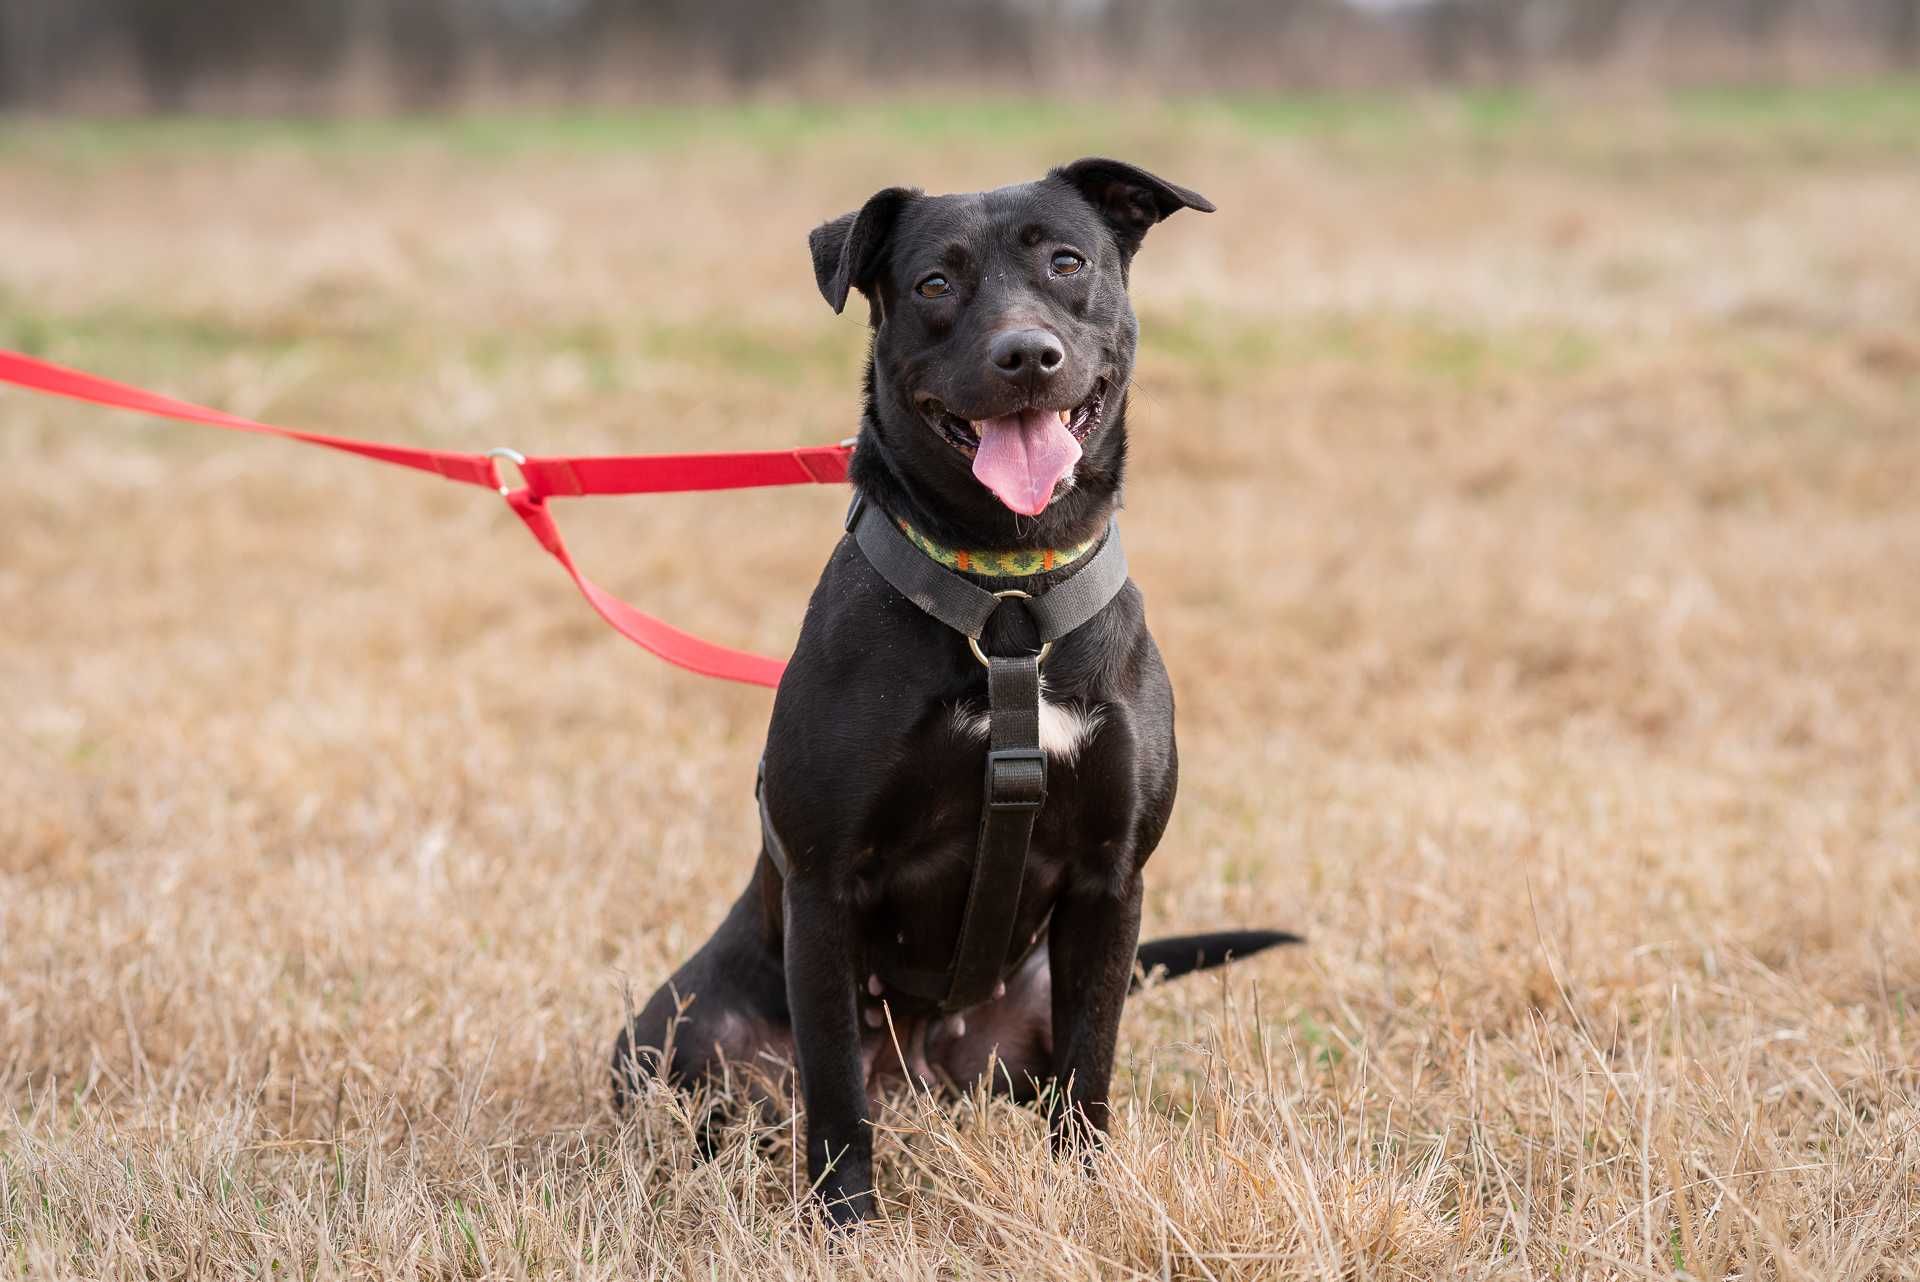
[893,518,1101,577]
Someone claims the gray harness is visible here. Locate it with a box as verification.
[758,492,1130,1011]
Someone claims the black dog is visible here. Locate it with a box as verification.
[612,158,1296,1223]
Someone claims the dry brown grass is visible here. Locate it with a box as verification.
[3,96,1918,1279]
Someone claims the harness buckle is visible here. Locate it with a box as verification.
[486,446,528,498]
[984,747,1047,812]
[967,590,1054,668]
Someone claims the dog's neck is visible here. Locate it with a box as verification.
[848,394,1127,559]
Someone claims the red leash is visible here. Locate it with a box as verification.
[0,348,853,687]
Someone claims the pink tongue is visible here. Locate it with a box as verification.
[969,408,1082,516]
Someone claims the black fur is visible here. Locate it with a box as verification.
[1132,929,1304,989]
[612,159,1294,1225]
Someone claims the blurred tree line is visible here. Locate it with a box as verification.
[1,0,1915,112]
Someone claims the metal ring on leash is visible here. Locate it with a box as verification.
[968,590,1053,668]
[486,446,527,497]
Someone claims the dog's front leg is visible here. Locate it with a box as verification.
[1045,869,1145,1155]
[782,868,874,1224]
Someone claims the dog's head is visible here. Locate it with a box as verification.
[810,159,1212,540]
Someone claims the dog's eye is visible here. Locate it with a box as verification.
[916,275,951,300]
[1051,252,1084,276]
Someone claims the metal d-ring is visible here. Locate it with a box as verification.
[968,589,1053,668]
[486,446,527,497]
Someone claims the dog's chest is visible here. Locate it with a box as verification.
[855,682,1142,893]
[944,691,1105,763]
[843,679,1151,1000]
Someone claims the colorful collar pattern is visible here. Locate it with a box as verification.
[894,518,1100,577]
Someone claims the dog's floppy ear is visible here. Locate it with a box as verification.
[808,186,918,315]
[1054,157,1214,256]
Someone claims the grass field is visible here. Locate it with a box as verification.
[3,89,1919,1278]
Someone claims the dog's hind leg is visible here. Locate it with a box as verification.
[610,883,795,1123]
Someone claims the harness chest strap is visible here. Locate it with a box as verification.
[759,494,1130,1012]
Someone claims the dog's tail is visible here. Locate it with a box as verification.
[1131,929,1303,991]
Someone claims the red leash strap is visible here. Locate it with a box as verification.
[0,346,501,487]
[514,445,852,499]
[502,491,793,686]
[0,348,852,688]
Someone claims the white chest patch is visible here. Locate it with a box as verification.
[949,693,1105,763]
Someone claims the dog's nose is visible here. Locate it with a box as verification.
[988,328,1065,386]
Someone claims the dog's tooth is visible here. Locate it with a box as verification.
[993,981,1007,999]
[947,1016,966,1038]
[1059,409,1070,425]
[867,974,884,996]
[863,1006,884,1029]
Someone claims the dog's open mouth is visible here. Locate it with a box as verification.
[917,380,1108,516]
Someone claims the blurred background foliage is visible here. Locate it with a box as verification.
[1,0,1917,115]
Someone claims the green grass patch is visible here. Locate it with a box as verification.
[640,317,861,382]
[0,286,868,417]
[1671,78,1920,127]
[1141,304,1600,387]
[1197,93,1414,137]
[0,99,1132,160]
[6,80,1915,162]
